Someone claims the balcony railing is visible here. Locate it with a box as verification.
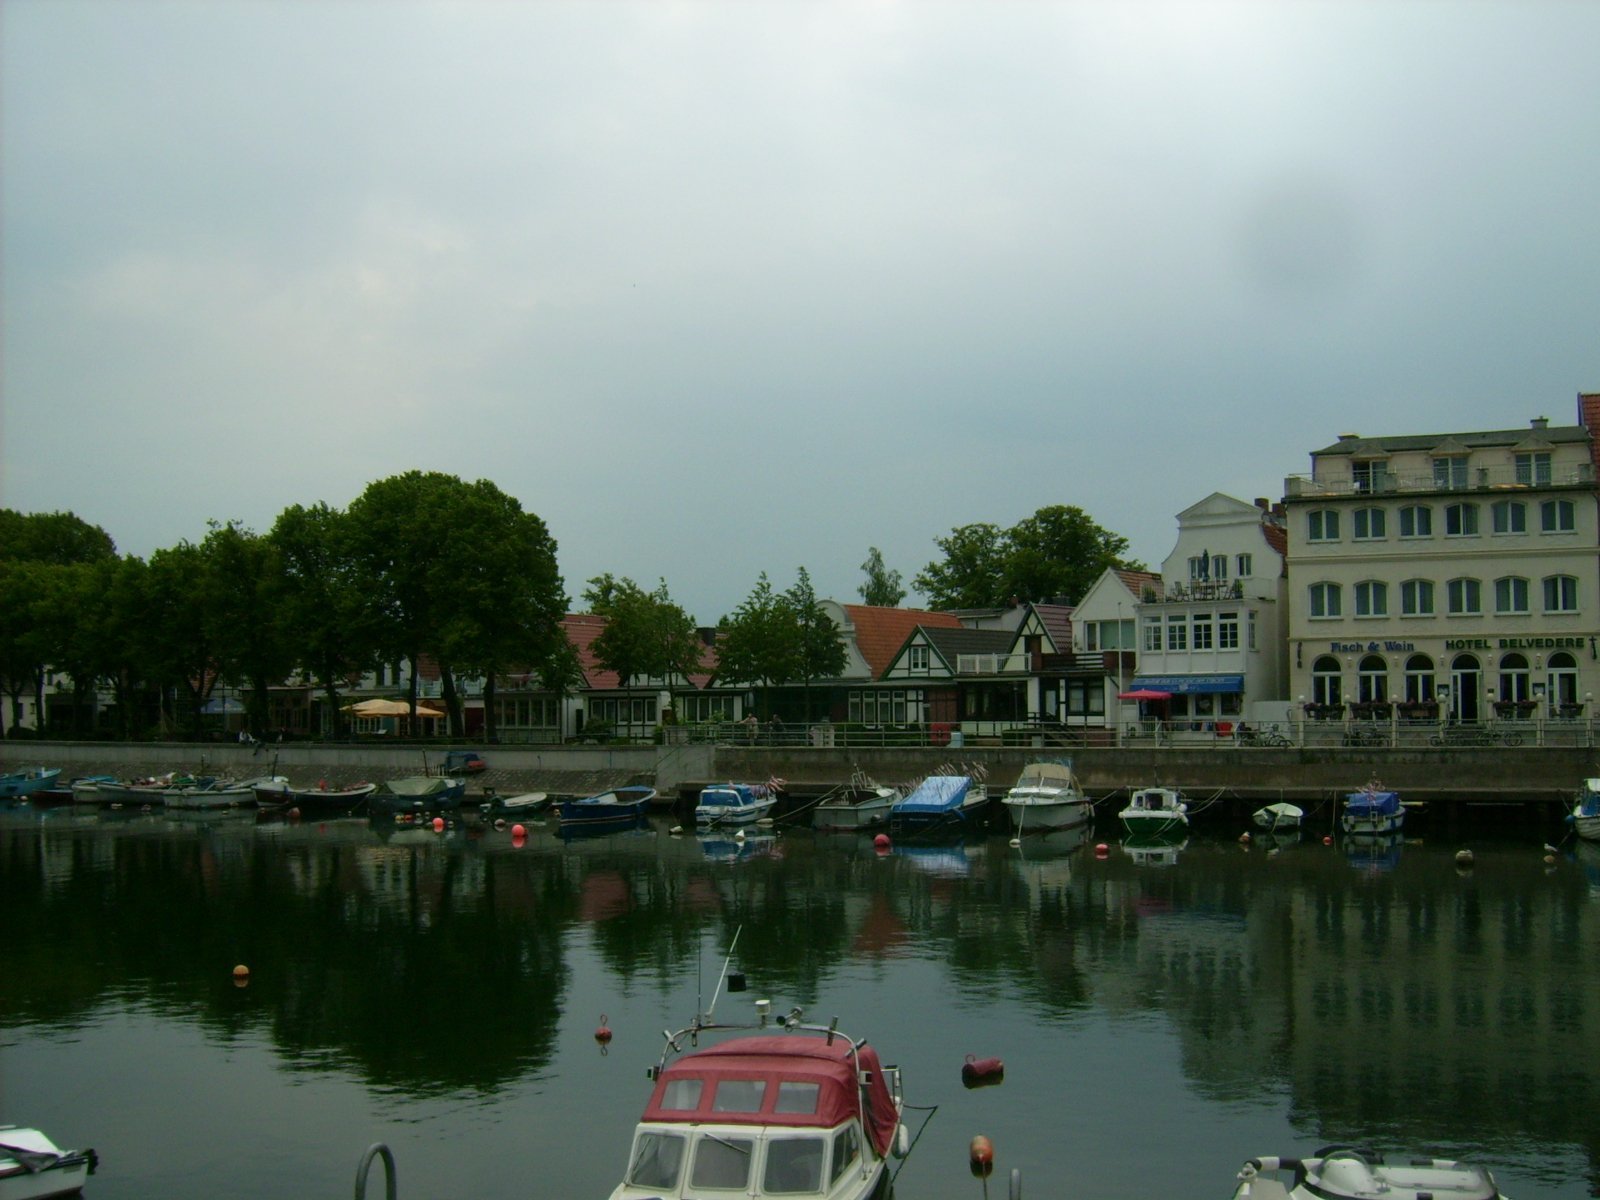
[1285,462,1595,498]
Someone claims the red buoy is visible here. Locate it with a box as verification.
[1094,842,1109,857]
[511,823,526,838]
[873,833,891,849]
[961,1055,1005,1088]
[432,816,445,832]
[969,1134,994,1178]
[595,1013,613,1044]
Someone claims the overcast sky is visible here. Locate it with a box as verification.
[4,1,1598,623]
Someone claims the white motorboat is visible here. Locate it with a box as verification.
[0,1126,97,1200]
[1002,759,1092,833]
[608,998,908,1200]
[1118,786,1188,839]
[1252,801,1304,831]
[813,770,900,832]
[1569,777,1600,841]
[1233,1147,1505,1200]
[694,782,779,828]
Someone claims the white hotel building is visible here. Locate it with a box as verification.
[1282,397,1600,724]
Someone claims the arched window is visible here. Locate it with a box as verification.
[1312,655,1342,708]
[1308,510,1340,542]
[1358,654,1388,703]
[1496,652,1530,703]
[1403,654,1435,704]
[1309,582,1342,618]
[1547,651,1579,710]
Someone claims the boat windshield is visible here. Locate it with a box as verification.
[762,1136,826,1194]
[627,1130,687,1190]
[690,1134,754,1190]
[830,1126,860,1185]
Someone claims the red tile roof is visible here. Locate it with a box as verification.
[840,604,962,678]
[1114,569,1161,599]
[559,613,718,690]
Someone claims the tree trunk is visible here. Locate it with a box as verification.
[322,677,345,738]
[483,672,498,742]
[440,664,461,737]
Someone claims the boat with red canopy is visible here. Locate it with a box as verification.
[608,1001,908,1200]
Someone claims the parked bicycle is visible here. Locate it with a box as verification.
[1341,725,1388,747]
[1428,724,1523,748]
[1236,724,1292,747]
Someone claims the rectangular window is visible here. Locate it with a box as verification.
[1211,555,1227,580]
[1543,575,1579,613]
[1217,612,1239,650]
[1401,580,1435,616]
[1144,619,1162,652]
[1167,619,1187,651]
[1445,503,1479,536]
[1490,501,1526,534]
[1398,505,1432,537]
[1192,613,1213,650]
[907,645,930,671]
[1447,578,1482,615]
[1541,499,1576,532]
[1494,577,1529,614]
[1235,553,1252,577]
[1515,452,1552,485]
[1433,456,1468,489]
[1353,508,1386,540]
[1308,510,1339,542]
[1352,459,1387,493]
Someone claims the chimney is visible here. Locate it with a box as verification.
[1531,416,1549,430]
[1337,432,1360,442]
[1254,497,1269,511]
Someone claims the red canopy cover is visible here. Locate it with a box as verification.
[642,1035,899,1158]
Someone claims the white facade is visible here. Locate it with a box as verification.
[1132,493,1289,724]
[1283,411,1600,723]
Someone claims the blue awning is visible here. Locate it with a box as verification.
[1130,674,1244,695]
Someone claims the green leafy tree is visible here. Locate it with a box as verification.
[202,521,295,736]
[583,576,702,692]
[0,509,116,566]
[857,547,906,607]
[271,503,371,738]
[142,540,217,737]
[347,472,460,731]
[0,560,53,734]
[433,480,567,741]
[912,522,1008,610]
[915,507,1143,609]
[716,573,801,717]
[786,567,847,720]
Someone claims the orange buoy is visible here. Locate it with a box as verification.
[287,807,301,821]
[232,964,250,980]
[595,1013,613,1044]
[432,816,445,832]
[961,1055,1004,1088]
[969,1134,994,1177]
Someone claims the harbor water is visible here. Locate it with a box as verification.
[2,800,1597,1200]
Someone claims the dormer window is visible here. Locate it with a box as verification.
[1515,452,1552,486]
[1352,459,1387,493]
[1433,455,1469,490]
[908,645,930,671]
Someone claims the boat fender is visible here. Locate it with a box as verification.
[961,1055,1005,1088]
[969,1135,994,1178]
[595,1014,613,1044]
[894,1124,909,1159]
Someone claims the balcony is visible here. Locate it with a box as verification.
[1285,462,1596,499]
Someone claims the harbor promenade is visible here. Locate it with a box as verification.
[6,737,1586,827]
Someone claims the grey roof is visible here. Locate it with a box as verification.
[920,627,1014,665]
[1313,424,1587,457]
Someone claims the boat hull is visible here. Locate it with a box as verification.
[1342,812,1405,835]
[813,794,895,831]
[0,1127,96,1200]
[1575,813,1600,841]
[0,769,62,798]
[1003,797,1092,832]
[557,786,658,829]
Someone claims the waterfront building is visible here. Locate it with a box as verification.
[1282,398,1600,724]
[1129,493,1290,728]
[1070,566,1161,716]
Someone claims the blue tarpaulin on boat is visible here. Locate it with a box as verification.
[1130,674,1244,695]
[1344,789,1402,818]
[892,775,972,815]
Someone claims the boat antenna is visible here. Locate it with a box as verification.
[703,926,742,1022]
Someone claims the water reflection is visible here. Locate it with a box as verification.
[2,805,1599,1200]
